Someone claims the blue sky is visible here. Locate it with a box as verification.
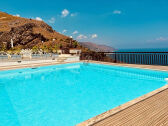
[1,0,168,49]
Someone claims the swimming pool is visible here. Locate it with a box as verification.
[0,62,167,126]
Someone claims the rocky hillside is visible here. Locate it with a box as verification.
[79,42,115,52]
[0,11,81,52]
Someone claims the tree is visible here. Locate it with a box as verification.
[59,44,63,49]
[72,41,78,48]
[32,46,39,53]
[0,43,7,52]
[52,44,58,53]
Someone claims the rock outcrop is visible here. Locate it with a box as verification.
[0,23,48,48]
[0,11,74,50]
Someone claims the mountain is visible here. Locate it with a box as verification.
[0,11,81,52]
[79,42,115,52]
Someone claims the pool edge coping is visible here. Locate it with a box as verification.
[88,60,168,72]
[0,61,82,71]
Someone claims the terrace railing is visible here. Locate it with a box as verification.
[81,51,168,66]
[0,53,59,62]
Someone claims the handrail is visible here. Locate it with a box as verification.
[81,52,168,66]
[98,52,168,53]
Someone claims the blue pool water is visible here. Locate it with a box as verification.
[0,62,168,126]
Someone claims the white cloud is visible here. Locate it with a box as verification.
[61,9,69,17]
[156,37,168,41]
[71,13,77,17]
[14,14,20,17]
[35,17,43,21]
[91,34,98,39]
[147,36,168,43]
[77,34,87,39]
[62,29,67,33]
[48,17,56,24]
[72,30,78,35]
[113,10,122,14]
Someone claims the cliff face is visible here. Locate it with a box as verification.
[0,23,48,48]
[0,11,78,50]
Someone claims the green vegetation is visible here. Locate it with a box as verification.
[72,40,78,48]
[52,44,58,53]
[32,46,40,53]
[0,43,7,52]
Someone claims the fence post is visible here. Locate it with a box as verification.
[114,53,117,63]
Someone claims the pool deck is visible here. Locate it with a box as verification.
[1,60,168,126]
[0,60,80,71]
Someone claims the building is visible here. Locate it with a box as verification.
[69,49,81,55]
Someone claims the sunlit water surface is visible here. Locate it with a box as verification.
[0,62,167,126]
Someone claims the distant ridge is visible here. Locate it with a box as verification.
[79,42,115,52]
[117,48,168,52]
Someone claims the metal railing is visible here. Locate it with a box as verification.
[0,53,59,62]
[81,52,168,66]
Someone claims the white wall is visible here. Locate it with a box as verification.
[65,56,80,62]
